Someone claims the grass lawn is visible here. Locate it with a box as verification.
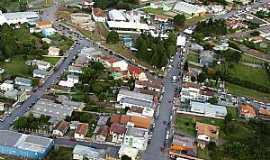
[50,34,73,52]
[47,147,73,160]
[187,51,199,63]
[240,54,266,65]
[226,82,270,102]
[2,56,32,77]
[43,57,60,65]
[143,7,171,17]
[228,63,270,88]
[226,107,238,120]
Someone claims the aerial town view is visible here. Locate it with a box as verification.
[0,0,269,160]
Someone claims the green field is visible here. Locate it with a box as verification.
[226,82,270,102]
[228,63,270,88]
[187,51,199,63]
[2,56,32,77]
[47,147,73,160]
[43,57,60,65]
[240,54,266,65]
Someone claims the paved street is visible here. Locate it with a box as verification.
[143,49,183,160]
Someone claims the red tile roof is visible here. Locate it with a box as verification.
[240,104,256,117]
[110,123,127,134]
[128,65,142,75]
[75,123,89,136]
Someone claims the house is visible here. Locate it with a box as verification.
[110,123,127,143]
[248,36,264,44]
[0,80,14,92]
[33,60,51,70]
[117,89,153,104]
[190,101,227,119]
[92,8,106,22]
[181,82,200,102]
[118,145,138,160]
[4,89,19,100]
[169,135,195,158]
[15,77,32,87]
[239,104,256,119]
[97,116,110,126]
[68,66,82,74]
[33,69,47,79]
[135,80,161,92]
[52,120,69,137]
[199,50,214,67]
[154,15,169,22]
[0,102,5,111]
[96,125,109,142]
[258,107,270,119]
[123,126,149,150]
[98,55,118,68]
[58,80,75,88]
[118,97,153,109]
[110,115,130,125]
[74,123,89,140]
[36,20,52,29]
[127,106,155,118]
[74,55,90,67]
[129,116,152,129]
[112,60,128,71]
[48,47,60,56]
[196,122,219,149]
[67,74,79,84]
[128,65,144,79]
[73,145,105,160]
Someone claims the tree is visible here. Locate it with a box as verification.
[208,97,218,105]
[197,72,207,83]
[183,61,189,72]
[106,31,119,44]
[173,14,186,27]
[121,155,132,160]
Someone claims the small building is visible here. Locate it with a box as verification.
[173,2,206,17]
[0,80,14,92]
[118,97,153,109]
[73,145,105,160]
[58,80,75,88]
[33,69,47,79]
[0,130,53,159]
[74,123,89,140]
[200,50,214,67]
[92,8,106,22]
[33,60,51,70]
[69,65,82,74]
[70,13,95,31]
[112,60,129,71]
[196,122,219,149]
[97,116,110,126]
[52,120,70,137]
[128,65,145,79]
[48,46,60,56]
[117,89,153,104]
[36,20,52,29]
[123,126,149,150]
[190,101,227,119]
[67,74,79,84]
[258,107,270,119]
[169,135,195,159]
[96,125,109,142]
[118,145,138,160]
[110,123,127,144]
[181,82,201,102]
[239,104,256,119]
[14,77,32,87]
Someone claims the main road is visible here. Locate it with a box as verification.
[143,48,183,160]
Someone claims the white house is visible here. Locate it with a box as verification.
[58,80,75,88]
[33,69,47,79]
[190,101,227,119]
[181,83,200,102]
[0,80,14,92]
[110,123,127,144]
[67,74,79,84]
[123,126,149,150]
[48,46,60,56]
[35,60,51,70]
[117,89,153,104]
[73,145,105,160]
[118,145,139,160]
[52,120,69,137]
[173,2,206,16]
[14,77,32,87]
[112,60,129,71]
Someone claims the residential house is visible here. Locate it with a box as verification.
[110,114,130,125]
[67,74,79,84]
[199,50,214,67]
[110,123,127,144]
[169,135,195,159]
[112,60,128,71]
[96,125,109,142]
[74,123,89,140]
[181,83,200,102]
[258,107,270,119]
[118,97,153,109]
[36,20,52,29]
[48,46,60,56]
[52,120,70,137]
[135,80,161,92]
[69,65,82,74]
[58,80,75,88]
[118,145,138,160]
[128,65,143,79]
[123,126,149,150]
[127,106,154,118]
[129,116,152,129]
[248,36,264,44]
[74,55,90,67]
[98,55,118,68]
[97,116,109,126]
[92,8,106,22]
[73,145,105,160]
[0,80,14,92]
[117,89,153,105]
[196,122,219,149]
[240,104,256,119]
[34,60,51,70]
[15,77,32,87]
[33,69,47,79]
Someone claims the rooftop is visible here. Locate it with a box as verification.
[190,101,227,118]
[73,145,105,159]
[120,97,153,108]
[75,123,89,136]
[110,123,127,134]
[240,104,256,117]
[126,127,148,137]
[118,89,153,102]
[196,122,219,139]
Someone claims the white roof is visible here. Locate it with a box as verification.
[107,21,149,30]
[59,80,74,88]
[119,145,139,159]
[174,2,206,15]
[108,9,126,21]
[177,35,186,46]
[190,101,227,117]
[118,89,153,103]
[0,11,39,25]
[73,145,105,159]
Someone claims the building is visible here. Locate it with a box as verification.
[199,50,214,67]
[0,102,5,111]
[127,106,155,118]
[53,120,70,137]
[97,116,110,126]
[69,65,83,74]
[75,123,89,140]
[177,35,187,47]
[70,13,95,31]
[118,145,138,160]
[123,126,149,150]
[0,10,39,25]
[0,80,14,92]
[117,97,153,109]
[181,82,201,102]
[14,77,32,87]
[36,20,52,29]
[190,101,227,119]
[169,135,195,159]
[135,80,161,92]
[92,8,106,22]
[110,123,127,143]
[32,60,51,71]
[239,104,256,119]
[173,2,206,16]
[73,145,105,160]
[0,130,53,159]
[112,60,129,71]
[96,125,109,142]
[48,46,60,56]
[258,107,270,119]
[67,74,79,84]
[42,28,56,37]
[128,65,146,80]
[196,122,219,149]
[117,89,153,104]
[33,69,47,79]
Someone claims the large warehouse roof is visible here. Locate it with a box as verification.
[0,130,53,153]
[107,21,149,30]
[173,2,206,15]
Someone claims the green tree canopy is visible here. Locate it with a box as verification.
[173,14,186,27]
[106,31,120,44]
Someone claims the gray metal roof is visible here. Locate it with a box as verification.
[126,127,147,137]
[0,130,22,147]
[120,97,153,108]
[118,89,153,102]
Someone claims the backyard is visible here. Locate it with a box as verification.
[2,56,33,77]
